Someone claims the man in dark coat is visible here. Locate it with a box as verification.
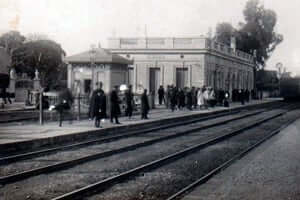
[240,89,245,105]
[141,89,150,119]
[90,88,106,128]
[170,86,177,112]
[158,85,165,105]
[125,85,134,119]
[110,86,121,124]
[186,88,193,110]
[224,91,230,107]
[177,88,185,110]
[89,82,103,119]
[166,85,171,109]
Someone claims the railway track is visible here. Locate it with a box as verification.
[0,107,267,183]
[0,101,284,158]
[0,103,297,200]
[0,107,242,159]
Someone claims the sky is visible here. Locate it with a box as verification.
[0,0,299,74]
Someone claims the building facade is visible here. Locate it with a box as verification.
[108,37,255,96]
[65,48,133,95]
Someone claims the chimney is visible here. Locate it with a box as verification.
[230,36,236,52]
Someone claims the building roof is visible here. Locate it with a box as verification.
[65,48,133,65]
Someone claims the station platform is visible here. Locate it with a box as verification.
[0,102,35,112]
[182,108,300,200]
[0,98,281,155]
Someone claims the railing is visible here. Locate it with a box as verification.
[110,37,254,62]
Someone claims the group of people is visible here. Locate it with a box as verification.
[157,85,250,112]
[89,83,150,128]
[54,83,251,128]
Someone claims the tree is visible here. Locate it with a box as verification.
[25,33,49,42]
[0,31,26,56]
[214,0,283,69]
[12,40,66,87]
[237,0,283,68]
[214,22,236,46]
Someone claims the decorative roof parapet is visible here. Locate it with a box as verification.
[108,37,254,63]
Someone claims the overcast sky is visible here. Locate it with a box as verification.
[0,0,299,74]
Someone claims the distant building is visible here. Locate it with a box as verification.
[65,48,133,95]
[108,37,255,97]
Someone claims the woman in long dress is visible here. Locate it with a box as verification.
[197,87,205,110]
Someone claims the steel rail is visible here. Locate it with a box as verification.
[0,109,242,164]
[1,102,285,162]
[0,108,267,185]
[166,117,298,200]
[50,109,289,200]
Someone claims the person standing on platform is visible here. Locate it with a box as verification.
[197,87,205,110]
[166,85,171,109]
[56,87,74,127]
[158,85,165,105]
[239,89,245,105]
[1,87,11,104]
[125,85,134,119]
[191,87,197,109]
[110,86,121,124]
[177,88,185,110]
[224,91,230,107]
[141,89,150,119]
[89,82,103,119]
[170,85,177,112]
[203,86,209,109]
[186,88,193,110]
[90,85,106,128]
[208,88,216,107]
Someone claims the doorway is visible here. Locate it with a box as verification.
[176,68,188,89]
[149,68,160,99]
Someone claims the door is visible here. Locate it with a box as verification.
[149,68,160,101]
[176,68,188,89]
[84,79,91,94]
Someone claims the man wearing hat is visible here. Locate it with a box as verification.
[110,85,121,124]
[89,82,106,127]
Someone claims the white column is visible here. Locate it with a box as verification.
[67,64,73,89]
[188,64,192,87]
[134,64,137,93]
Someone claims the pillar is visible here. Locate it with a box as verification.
[9,69,16,101]
[67,64,73,89]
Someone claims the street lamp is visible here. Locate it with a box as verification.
[276,62,283,96]
[180,54,184,88]
[89,46,97,91]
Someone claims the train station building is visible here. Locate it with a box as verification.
[108,37,255,95]
[66,36,255,99]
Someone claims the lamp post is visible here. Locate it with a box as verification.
[180,54,184,88]
[213,65,220,90]
[276,62,283,97]
[225,77,229,91]
[89,46,97,91]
